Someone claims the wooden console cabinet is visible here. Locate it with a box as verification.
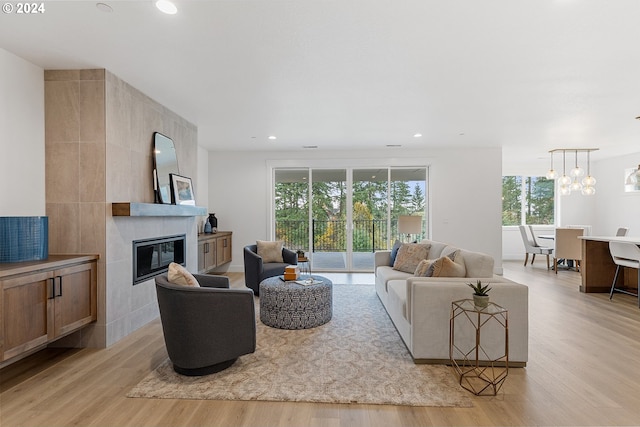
[198,232,232,273]
[0,255,98,366]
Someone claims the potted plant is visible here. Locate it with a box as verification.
[468,280,492,309]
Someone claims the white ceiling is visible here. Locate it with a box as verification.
[2,0,640,168]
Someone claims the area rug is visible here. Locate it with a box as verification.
[127,284,472,407]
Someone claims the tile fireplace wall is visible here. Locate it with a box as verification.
[45,69,198,347]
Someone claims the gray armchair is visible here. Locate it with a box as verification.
[243,244,297,296]
[155,273,256,376]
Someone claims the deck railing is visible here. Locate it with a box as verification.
[275,219,391,252]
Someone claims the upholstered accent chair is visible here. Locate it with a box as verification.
[155,273,256,376]
[518,225,553,269]
[243,244,297,295]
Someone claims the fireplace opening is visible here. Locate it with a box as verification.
[133,234,185,285]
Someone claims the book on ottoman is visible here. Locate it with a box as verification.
[284,265,300,281]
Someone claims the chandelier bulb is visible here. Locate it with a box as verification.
[570,178,583,191]
[546,169,558,180]
[559,184,571,196]
[581,185,596,196]
[582,175,597,186]
[559,174,572,186]
[570,166,584,178]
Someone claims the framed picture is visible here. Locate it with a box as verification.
[169,174,196,205]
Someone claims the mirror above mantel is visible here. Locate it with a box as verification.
[153,132,179,204]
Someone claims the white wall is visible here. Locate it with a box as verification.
[208,147,504,274]
[591,152,640,236]
[0,48,45,215]
[196,144,209,232]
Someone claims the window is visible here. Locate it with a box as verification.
[502,176,554,226]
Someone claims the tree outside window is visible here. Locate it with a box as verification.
[502,176,554,226]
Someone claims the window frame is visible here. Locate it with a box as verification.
[502,175,555,227]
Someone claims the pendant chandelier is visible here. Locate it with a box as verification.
[546,148,599,196]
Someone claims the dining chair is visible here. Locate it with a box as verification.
[554,228,584,274]
[567,224,592,236]
[608,241,640,307]
[616,227,629,237]
[528,225,544,247]
[519,225,553,269]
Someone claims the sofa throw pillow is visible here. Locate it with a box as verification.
[168,262,200,287]
[429,255,466,277]
[392,243,431,274]
[257,240,284,263]
[389,240,402,265]
[414,259,435,277]
[446,249,459,261]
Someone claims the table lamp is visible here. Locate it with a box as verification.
[398,215,422,242]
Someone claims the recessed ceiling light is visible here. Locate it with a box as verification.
[413,133,422,138]
[155,0,177,14]
[96,2,112,12]
[268,136,277,140]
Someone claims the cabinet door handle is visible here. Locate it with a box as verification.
[205,243,209,253]
[56,275,63,297]
[49,277,56,300]
[224,239,228,247]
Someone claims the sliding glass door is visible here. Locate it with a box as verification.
[274,166,427,272]
[351,169,389,270]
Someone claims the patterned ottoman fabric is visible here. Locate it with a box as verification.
[259,275,333,329]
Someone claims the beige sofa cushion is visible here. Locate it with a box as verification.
[393,243,431,273]
[458,249,494,277]
[420,239,448,258]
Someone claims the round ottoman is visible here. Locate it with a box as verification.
[259,275,333,329]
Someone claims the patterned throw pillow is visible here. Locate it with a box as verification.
[167,262,200,287]
[392,243,431,273]
[414,259,434,276]
[257,240,284,263]
[429,254,466,277]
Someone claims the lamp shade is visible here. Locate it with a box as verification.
[398,215,422,235]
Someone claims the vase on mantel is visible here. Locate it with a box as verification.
[203,218,212,234]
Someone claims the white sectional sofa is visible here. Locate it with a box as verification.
[375,239,529,366]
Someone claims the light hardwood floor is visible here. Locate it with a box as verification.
[2,262,640,426]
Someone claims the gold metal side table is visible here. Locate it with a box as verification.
[450,299,509,396]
